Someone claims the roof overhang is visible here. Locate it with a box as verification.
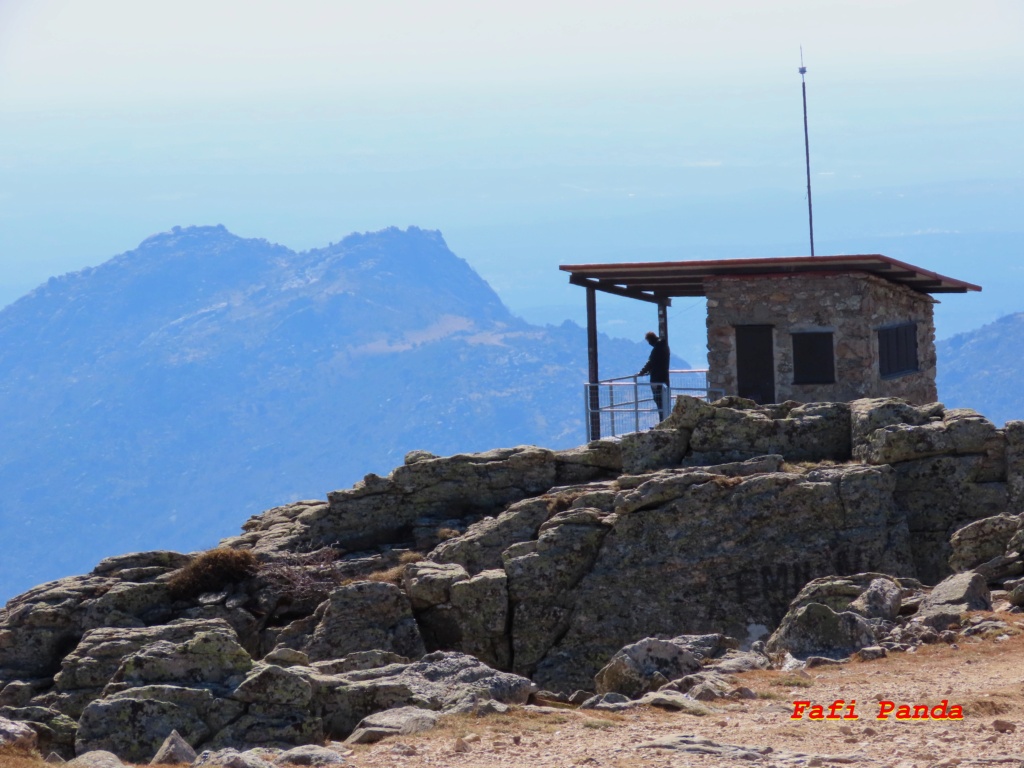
[560,254,982,301]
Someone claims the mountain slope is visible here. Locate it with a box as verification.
[0,225,681,601]
[937,312,1024,426]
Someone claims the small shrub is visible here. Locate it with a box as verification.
[399,551,426,564]
[436,527,461,541]
[258,548,347,605]
[168,547,258,600]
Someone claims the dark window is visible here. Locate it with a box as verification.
[792,332,835,384]
[878,323,918,377]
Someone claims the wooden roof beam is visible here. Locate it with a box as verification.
[569,275,670,305]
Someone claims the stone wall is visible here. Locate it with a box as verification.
[705,272,937,405]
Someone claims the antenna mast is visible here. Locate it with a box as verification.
[799,47,815,256]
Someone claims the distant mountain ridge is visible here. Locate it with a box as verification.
[0,225,680,601]
[937,312,1024,426]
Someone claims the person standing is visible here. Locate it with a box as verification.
[638,331,671,421]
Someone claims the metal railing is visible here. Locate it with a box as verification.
[584,369,724,441]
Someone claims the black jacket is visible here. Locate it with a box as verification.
[639,337,670,384]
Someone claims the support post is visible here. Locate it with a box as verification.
[586,286,601,440]
[658,301,671,418]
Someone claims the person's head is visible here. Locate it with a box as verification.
[645,331,658,346]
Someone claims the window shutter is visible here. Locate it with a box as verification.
[879,323,918,377]
[792,332,835,384]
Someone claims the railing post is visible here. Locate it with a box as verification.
[633,376,640,434]
[583,384,591,441]
[609,380,617,437]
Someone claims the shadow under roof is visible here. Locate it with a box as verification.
[559,254,982,304]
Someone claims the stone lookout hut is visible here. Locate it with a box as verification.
[560,255,980,436]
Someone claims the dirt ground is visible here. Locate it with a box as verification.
[344,613,1024,768]
[2,613,1022,768]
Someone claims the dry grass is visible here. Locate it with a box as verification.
[167,547,259,600]
[0,745,40,768]
[0,755,42,768]
[0,746,117,768]
[362,564,408,585]
[399,551,426,564]
[545,494,574,516]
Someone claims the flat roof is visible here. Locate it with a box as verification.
[559,254,982,304]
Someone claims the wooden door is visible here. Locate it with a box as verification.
[735,325,776,404]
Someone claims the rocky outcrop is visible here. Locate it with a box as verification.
[0,705,77,759]
[783,573,911,619]
[914,571,992,630]
[762,565,1020,661]
[853,406,996,464]
[344,706,438,744]
[520,460,914,691]
[949,515,1021,572]
[72,637,532,762]
[687,401,851,464]
[593,638,700,698]
[225,446,612,557]
[403,563,510,670]
[152,729,198,764]
[850,402,1009,583]
[0,714,38,751]
[765,603,877,659]
[75,631,257,761]
[67,750,127,768]
[298,651,532,738]
[300,581,424,662]
[49,619,239,718]
[3,395,1024,761]
[0,552,192,682]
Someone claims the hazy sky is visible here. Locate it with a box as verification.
[2,0,1022,362]
[3,1,1021,105]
